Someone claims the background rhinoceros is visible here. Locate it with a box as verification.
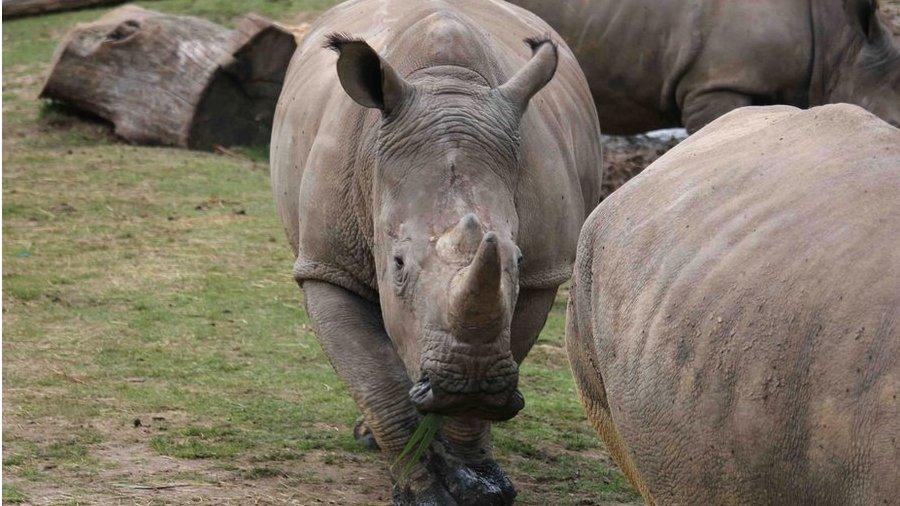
[567,104,899,504]
[510,0,900,133]
[270,0,603,503]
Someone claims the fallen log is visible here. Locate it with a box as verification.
[2,0,126,19]
[39,5,298,150]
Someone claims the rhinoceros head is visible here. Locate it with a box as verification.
[826,0,900,127]
[327,34,558,420]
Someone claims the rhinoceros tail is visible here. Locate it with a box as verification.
[323,32,364,52]
[523,34,555,53]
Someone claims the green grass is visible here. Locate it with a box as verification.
[392,413,443,484]
[2,1,638,504]
[2,483,26,504]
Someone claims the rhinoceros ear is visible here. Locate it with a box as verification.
[325,33,412,114]
[497,36,558,115]
[845,0,881,40]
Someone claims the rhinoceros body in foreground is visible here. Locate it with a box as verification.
[270,0,602,502]
[510,0,900,133]
[567,104,899,504]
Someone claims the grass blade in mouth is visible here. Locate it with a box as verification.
[391,413,443,484]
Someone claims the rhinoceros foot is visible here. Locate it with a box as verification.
[353,416,379,451]
[437,456,515,506]
[391,441,515,506]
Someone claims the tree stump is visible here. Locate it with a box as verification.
[2,0,126,19]
[39,5,298,150]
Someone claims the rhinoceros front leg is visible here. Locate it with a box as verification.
[432,287,558,503]
[680,89,753,133]
[438,417,515,505]
[301,280,455,504]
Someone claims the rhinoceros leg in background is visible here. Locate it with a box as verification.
[680,89,753,133]
[303,280,521,504]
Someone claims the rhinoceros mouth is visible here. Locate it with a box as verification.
[409,375,525,421]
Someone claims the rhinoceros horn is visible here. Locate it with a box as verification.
[438,213,483,257]
[449,231,504,332]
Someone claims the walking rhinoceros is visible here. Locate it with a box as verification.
[270,0,603,503]
[509,0,900,133]
[566,103,900,505]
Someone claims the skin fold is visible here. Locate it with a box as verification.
[269,0,603,503]
[568,104,899,504]
[509,0,900,133]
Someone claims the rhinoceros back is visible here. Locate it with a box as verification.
[569,104,900,504]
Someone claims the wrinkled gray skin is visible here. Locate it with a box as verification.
[510,0,900,133]
[568,104,900,504]
[270,0,603,503]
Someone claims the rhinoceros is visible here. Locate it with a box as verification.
[509,0,900,133]
[270,0,603,502]
[566,103,900,504]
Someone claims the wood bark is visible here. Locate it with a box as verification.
[39,5,298,150]
[2,0,126,19]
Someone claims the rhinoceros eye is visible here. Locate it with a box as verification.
[392,254,409,293]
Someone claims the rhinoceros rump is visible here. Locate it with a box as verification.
[510,0,900,133]
[567,104,899,504]
[270,0,603,503]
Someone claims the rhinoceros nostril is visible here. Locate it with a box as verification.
[409,376,436,410]
[508,389,525,412]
